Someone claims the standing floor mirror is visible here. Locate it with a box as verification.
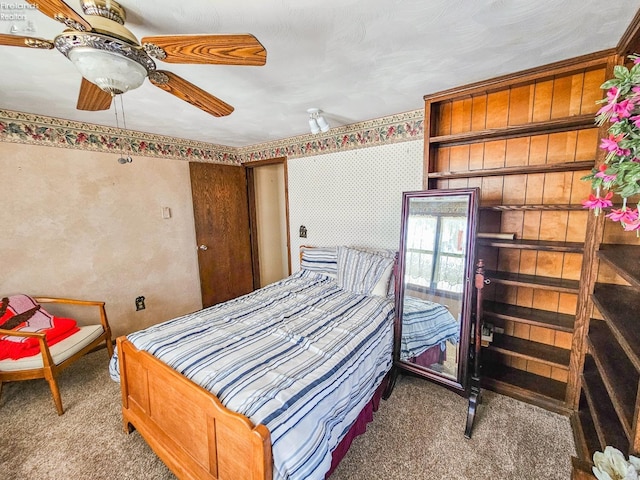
[386,188,480,431]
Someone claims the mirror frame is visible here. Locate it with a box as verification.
[393,187,479,395]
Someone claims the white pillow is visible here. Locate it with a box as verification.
[337,246,394,296]
[371,262,395,297]
[350,246,397,296]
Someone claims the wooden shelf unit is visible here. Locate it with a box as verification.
[571,244,640,461]
[482,354,569,414]
[428,114,596,146]
[420,49,640,475]
[486,270,580,294]
[477,238,584,253]
[422,53,611,414]
[488,333,571,369]
[427,160,595,180]
[483,301,575,333]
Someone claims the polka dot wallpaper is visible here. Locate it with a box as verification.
[288,140,423,270]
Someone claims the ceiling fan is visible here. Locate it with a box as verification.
[0,0,267,117]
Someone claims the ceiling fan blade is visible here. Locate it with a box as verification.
[0,33,54,49]
[77,78,112,111]
[149,71,234,117]
[141,34,266,66]
[25,0,92,32]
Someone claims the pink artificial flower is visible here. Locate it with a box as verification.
[611,99,635,121]
[606,207,639,224]
[607,86,620,102]
[623,217,640,231]
[594,171,617,183]
[596,101,616,118]
[594,164,617,183]
[596,87,620,118]
[600,134,623,152]
[600,134,631,157]
[631,114,640,129]
[582,191,614,210]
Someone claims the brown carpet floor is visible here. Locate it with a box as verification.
[0,350,575,479]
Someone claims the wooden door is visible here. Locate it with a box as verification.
[190,162,254,307]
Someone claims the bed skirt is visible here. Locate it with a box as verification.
[325,375,388,478]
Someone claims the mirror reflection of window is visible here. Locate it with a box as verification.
[404,198,469,295]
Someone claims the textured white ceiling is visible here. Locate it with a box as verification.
[0,0,639,147]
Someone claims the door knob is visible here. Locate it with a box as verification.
[198,244,208,251]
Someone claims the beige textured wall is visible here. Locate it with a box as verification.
[1,142,202,338]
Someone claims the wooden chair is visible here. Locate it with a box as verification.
[0,297,113,415]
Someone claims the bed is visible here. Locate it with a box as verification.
[109,245,397,480]
[399,295,459,366]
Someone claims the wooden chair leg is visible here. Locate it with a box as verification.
[46,377,64,415]
[105,338,114,358]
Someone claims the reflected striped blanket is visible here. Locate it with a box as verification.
[109,270,394,480]
[400,295,459,359]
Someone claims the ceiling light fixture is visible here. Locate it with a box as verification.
[307,108,330,134]
[53,0,155,94]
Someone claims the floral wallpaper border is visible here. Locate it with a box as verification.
[239,110,424,162]
[0,109,239,163]
[0,108,424,163]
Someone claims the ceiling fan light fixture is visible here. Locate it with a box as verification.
[67,47,147,94]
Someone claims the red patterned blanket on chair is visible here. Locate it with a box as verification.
[0,295,79,360]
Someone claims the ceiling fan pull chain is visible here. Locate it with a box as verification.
[117,94,133,164]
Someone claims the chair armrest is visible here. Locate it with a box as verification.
[0,328,46,339]
[0,328,54,367]
[33,297,111,333]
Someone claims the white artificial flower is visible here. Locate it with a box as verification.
[593,447,639,480]
[629,455,640,473]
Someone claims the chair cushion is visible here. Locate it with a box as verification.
[0,325,105,372]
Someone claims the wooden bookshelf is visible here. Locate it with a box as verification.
[486,270,580,294]
[428,114,595,146]
[588,320,637,438]
[582,355,629,452]
[592,283,640,370]
[422,54,608,417]
[477,238,584,253]
[597,245,640,289]
[483,301,575,333]
[427,160,594,180]
[488,333,570,370]
[482,356,569,414]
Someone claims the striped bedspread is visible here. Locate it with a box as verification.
[109,270,394,480]
[400,295,459,359]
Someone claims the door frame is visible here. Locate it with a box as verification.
[243,157,291,290]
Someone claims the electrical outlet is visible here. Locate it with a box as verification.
[135,296,146,311]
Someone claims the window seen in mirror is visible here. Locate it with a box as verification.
[405,215,467,293]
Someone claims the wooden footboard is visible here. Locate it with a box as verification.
[117,337,272,480]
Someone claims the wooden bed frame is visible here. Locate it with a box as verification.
[118,246,396,480]
[117,337,272,480]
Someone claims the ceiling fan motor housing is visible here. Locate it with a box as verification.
[80,0,127,25]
